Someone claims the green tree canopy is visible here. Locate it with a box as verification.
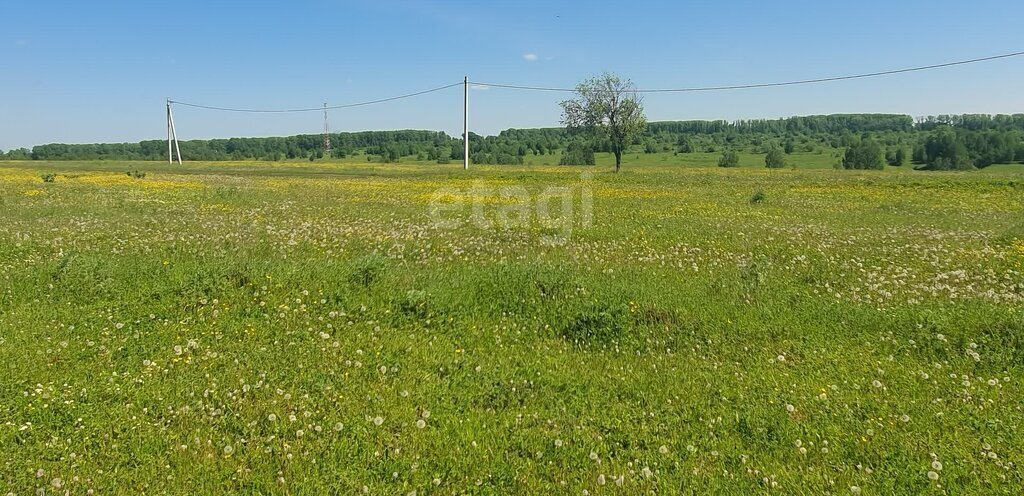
[718,149,740,167]
[560,73,647,173]
[842,139,884,170]
[765,148,786,169]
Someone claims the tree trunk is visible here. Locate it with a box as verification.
[614,148,621,173]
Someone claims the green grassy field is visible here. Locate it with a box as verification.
[302,149,848,169]
[1,157,1023,494]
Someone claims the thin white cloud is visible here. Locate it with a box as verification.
[522,53,538,62]
[471,84,490,91]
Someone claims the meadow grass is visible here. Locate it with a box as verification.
[1,157,1023,494]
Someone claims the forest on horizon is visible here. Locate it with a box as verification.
[4,113,1024,171]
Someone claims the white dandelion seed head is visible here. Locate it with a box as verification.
[554,439,563,448]
[334,422,344,431]
[223,445,234,455]
[850,486,861,494]
[932,460,943,471]
[421,410,430,419]
[927,470,939,481]
[658,445,669,454]
[416,419,426,429]
[373,416,384,426]
[786,404,796,413]
[589,451,599,461]
[268,414,277,422]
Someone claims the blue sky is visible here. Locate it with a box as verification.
[2,0,1023,149]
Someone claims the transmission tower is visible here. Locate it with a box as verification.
[322,103,332,154]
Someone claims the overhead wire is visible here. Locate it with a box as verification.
[166,51,1024,113]
[169,82,462,113]
[470,50,1024,93]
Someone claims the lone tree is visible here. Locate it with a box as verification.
[560,73,646,173]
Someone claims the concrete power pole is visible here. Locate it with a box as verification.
[166,99,182,165]
[322,103,332,156]
[463,76,469,170]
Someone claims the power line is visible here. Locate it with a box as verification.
[169,82,462,113]
[166,51,1023,113]
[471,50,1024,93]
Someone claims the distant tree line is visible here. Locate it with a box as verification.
[4,113,1023,170]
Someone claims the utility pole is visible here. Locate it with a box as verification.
[322,103,332,155]
[166,99,182,165]
[463,76,469,170]
[167,99,172,165]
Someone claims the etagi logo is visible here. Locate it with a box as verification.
[427,172,593,245]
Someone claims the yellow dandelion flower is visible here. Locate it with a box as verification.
[1013,239,1024,255]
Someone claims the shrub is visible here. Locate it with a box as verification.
[126,170,146,179]
[764,149,786,169]
[930,157,975,171]
[886,148,907,166]
[559,142,596,166]
[718,150,740,167]
[749,189,767,204]
[41,174,56,183]
[842,140,884,170]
